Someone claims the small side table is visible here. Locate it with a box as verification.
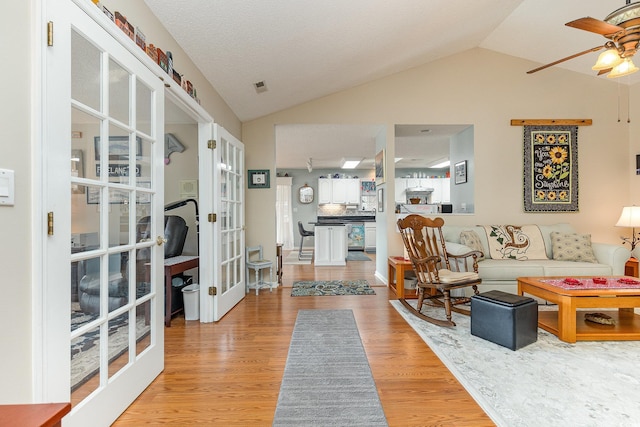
[164,255,199,327]
[625,257,639,278]
[0,403,71,427]
[387,256,416,299]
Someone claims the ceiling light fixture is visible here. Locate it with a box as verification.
[341,158,362,169]
[607,57,639,78]
[592,43,623,71]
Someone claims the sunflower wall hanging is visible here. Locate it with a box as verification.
[523,125,578,212]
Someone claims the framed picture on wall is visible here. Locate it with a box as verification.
[94,135,142,161]
[454,160,467,184]
[248,169,270,188]
[375,149,385,184]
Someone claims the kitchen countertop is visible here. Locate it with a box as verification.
[314,215,376,225]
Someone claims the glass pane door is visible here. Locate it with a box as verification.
[211,125,245,321]
[43,1,165,424]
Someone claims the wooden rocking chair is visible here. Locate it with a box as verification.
[397,215,482,327]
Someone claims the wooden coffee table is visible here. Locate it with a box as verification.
[517,276,640,343]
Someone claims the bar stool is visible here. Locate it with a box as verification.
[246,245,273,294]
[298,221,314,260]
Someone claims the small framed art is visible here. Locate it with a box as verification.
[454,160,467,184]
[248,169,270,188]
[375,149,385,184]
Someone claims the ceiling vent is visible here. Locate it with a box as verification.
[254,80,268,94]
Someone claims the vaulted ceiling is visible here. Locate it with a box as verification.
[146,0,639,168]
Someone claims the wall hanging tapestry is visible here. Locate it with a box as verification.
[523,125,578,212]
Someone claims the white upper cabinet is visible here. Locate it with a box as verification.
[318,178,359,204]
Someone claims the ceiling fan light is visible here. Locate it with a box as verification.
[592,48,623,70]
[607,58,639,78]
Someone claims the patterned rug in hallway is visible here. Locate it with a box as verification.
[291,280,376,296]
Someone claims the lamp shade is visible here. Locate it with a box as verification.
[616,206,640,227]
[607,58,639,78]
[592,48,623,71]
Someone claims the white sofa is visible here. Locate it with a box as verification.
[441,223,630,295]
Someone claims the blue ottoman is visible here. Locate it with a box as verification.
[471,290,538,350]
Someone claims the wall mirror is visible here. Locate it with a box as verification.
[298,184,314,204]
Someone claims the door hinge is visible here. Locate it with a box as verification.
[207,139,216,149]
[47,21,53,46]
[208,286,217,296]
[47,212,54,235]
[208,213,217,222]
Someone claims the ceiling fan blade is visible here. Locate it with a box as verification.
[566,17,623,36]
[597,68,612,76]
[526,45,605,74]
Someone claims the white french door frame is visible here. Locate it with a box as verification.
[199,124,245,322]
[37,0,167,424]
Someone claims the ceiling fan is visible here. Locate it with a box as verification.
[527,1,640,78]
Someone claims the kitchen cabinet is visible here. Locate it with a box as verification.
[395,179,407,203]
[364,223,376,252]
[318,178,360,204]
[318,179,333,204]
[314,225,347,266]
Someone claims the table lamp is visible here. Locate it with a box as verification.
[615,206,640,255]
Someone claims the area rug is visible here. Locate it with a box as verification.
[273,309,388,426]
[346,251,372,261]
[390,300,640,427]
[291,280,376,296]
[282,251,312,265]
[71,308,150,391]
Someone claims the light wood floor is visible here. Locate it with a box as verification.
[113,252,493,426]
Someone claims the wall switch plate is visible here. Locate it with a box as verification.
[0,169,15,206]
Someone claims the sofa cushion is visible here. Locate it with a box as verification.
[538,224,576,258]
[482,225,548,260]
[550,232,598,263]
[477,259,613,282]
[477,259,546,281]
[541,261,612,276]
[459,230,485,261]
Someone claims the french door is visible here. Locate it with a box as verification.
[200,124,245,321]
[42,0,165,425]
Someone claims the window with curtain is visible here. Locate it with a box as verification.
[276,177,295,250]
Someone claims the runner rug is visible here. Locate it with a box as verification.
[291,280,376,296]
[273,309,388,426]
[390,299,640,427]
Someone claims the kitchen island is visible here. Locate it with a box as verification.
[314,224,347,266]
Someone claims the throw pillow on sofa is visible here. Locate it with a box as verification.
[459,230,485,261]
[550,232,598,263]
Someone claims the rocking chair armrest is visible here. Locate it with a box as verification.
[445,250,483,273]
[410,254,441,264]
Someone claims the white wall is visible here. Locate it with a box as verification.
[0,1,33,402]
[243,48,634,275]
[450,127,474,213]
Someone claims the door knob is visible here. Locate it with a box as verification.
[157,236,167,246]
